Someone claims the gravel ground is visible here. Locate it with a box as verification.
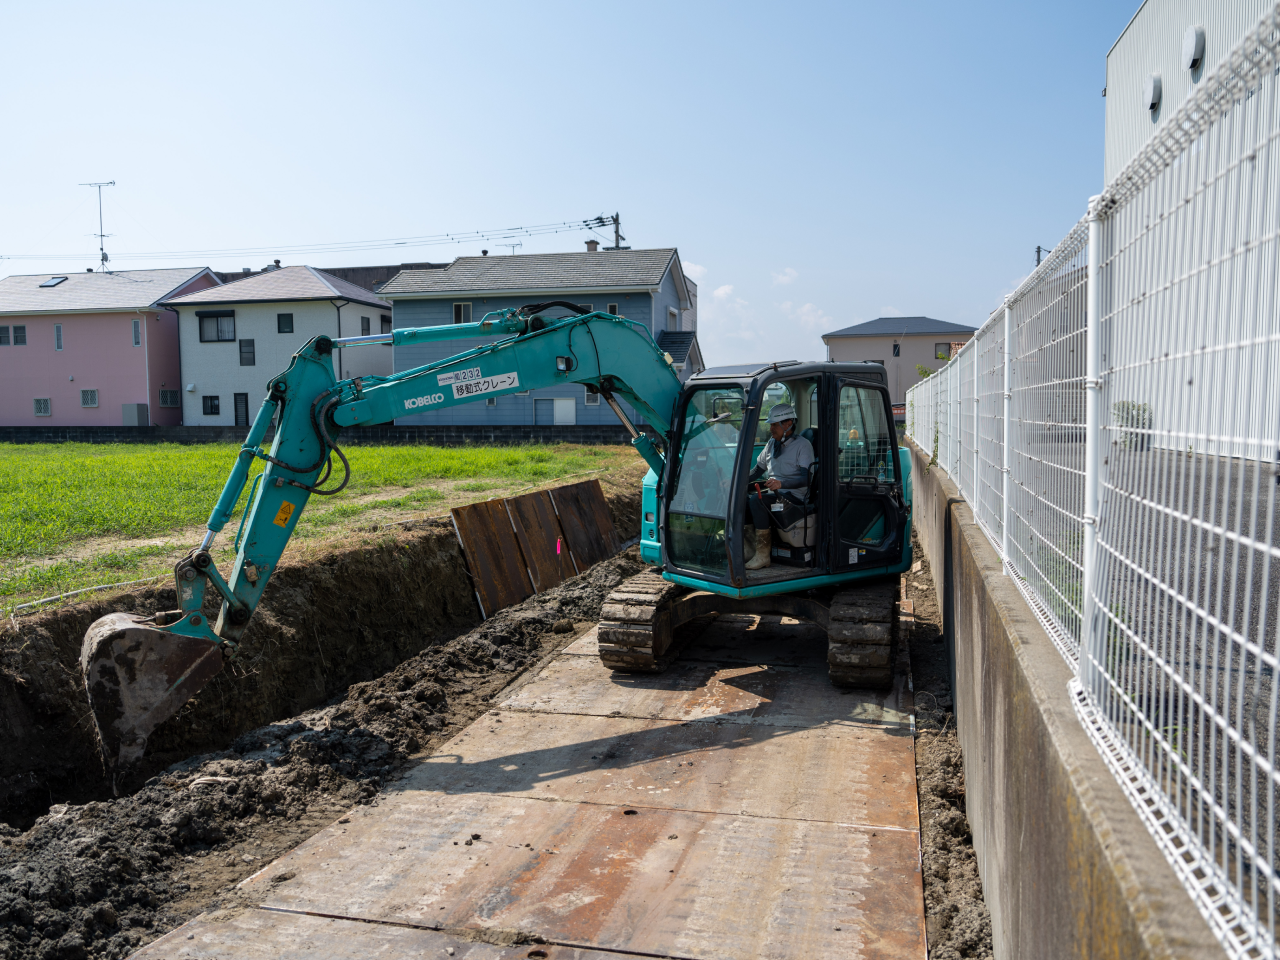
[0,552,644,960]
[906,532,995,959]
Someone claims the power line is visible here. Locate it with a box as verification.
[0,215,620,264]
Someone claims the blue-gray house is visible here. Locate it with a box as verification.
[380,247,704,426]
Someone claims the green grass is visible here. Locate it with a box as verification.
[0,442,626,563]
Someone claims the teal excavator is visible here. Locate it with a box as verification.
[81,303,912,774]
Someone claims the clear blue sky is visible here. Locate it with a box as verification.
[1,1,1136,365]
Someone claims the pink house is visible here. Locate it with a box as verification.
[0,267,221,426]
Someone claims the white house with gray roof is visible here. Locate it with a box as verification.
[164,265,391,427]
[822,316,975,406]
[379,248,703,427]
[0,267,220,426]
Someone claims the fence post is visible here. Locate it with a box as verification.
[973,346,979,510]
[1001,298,1012,567]
[1081,197,1102,675]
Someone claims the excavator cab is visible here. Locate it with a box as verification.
[659,361,910,596]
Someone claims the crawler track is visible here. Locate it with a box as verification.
[598,568,901,689]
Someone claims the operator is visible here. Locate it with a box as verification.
[743,403,814,570]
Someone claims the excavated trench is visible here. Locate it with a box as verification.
[0,488,640,830]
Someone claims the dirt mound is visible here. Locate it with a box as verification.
[0,550,645,960]
[906,536,994,959]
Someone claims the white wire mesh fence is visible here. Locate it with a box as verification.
[904,6,1280,956]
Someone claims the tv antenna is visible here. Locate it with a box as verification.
[497,242,523,256]
[80,181,115,271]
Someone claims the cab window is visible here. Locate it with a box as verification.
[838,385,896,483]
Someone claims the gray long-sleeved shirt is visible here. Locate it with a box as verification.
[755,433,815,498]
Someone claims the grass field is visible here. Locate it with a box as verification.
[0,442,640,611]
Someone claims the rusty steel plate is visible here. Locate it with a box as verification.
[452,499,534,616]
[548,480,620,569]
[505,491,576,591]
[413,709,918,829]
[130,907,642,959]
[500,656,911,730]
[241,793,925,960]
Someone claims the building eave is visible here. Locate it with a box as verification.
[0,306,164,317]
[380,285,660,302]
[162,294,391,311]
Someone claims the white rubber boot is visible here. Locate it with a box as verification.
[745,528,773,569]
[743,525,757,563]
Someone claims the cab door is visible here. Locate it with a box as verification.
[829,380,904,571]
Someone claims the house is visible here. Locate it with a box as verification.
[0,267,221,426]
[379,247,704,427]
[822,316,975,406]
[1104,0,1272,183]
[163,265,392,427]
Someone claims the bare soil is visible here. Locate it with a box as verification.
[906,531,994,959]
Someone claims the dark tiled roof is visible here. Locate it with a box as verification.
[656,330,696,363]
[379,249,678,296]
[164,265,390,310]
[0,267,215,314]
[822,316,976,338]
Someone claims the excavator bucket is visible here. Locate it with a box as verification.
[80,613,225,779]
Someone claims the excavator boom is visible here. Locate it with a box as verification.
[81,305,683,778]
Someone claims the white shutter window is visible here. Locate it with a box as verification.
[553,397,576,425]
[81,389,98,408]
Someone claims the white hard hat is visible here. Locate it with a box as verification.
[768,403,797,424]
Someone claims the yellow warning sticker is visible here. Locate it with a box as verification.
[273,501,296,527]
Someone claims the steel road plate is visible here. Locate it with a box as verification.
[500,657,911,729]
[241,793,925,960]
[130,907,642,959]
[416,709,918,829]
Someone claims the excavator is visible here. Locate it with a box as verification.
[81,303,912,775]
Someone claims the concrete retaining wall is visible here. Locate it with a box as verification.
[0,424,641,446]
[905,439,1222,959]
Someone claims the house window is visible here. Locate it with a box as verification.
[132,319,141,347]
[199,312,236,342]
[234,393,249,427]
[607,303,618,316]
[55,324,63,351]
[13,325,26,345]
[486,397,497,406]
[202,395,220,416]
[935,342,951,360]
[668,307,678,331]
[239,339,255,366]
[580,303,593,313]
[584,386,600,405]
[453,302,472,324]
[892,343,900,357]
[159,389,180,408]
[81,389,98,408]
[381,315,392,334]
[360,316,371,336]
[33,398,51,416]
[277,313,294,333]
[0,326,8,345]
[39,276,67,288]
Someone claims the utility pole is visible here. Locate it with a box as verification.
[612,212,624,250]
[1035,244,1052,267]
[80,181,115,271]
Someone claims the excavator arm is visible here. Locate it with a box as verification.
[81,304,683,777]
